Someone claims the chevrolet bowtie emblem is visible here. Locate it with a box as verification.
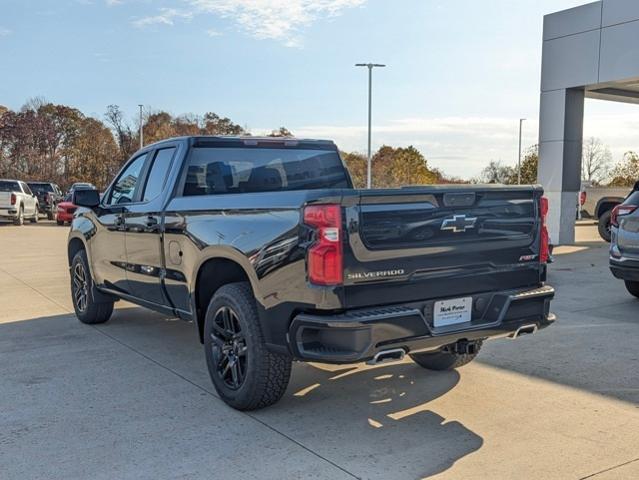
[441,214,477,233]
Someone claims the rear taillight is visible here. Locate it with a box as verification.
[579,191,586,206]
[304,204,343,285]
[611,204,638,227]
[10,193,16,205]
[539,196,549,264]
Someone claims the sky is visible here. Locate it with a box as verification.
[1,0,639,179]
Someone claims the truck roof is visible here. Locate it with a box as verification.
[147,135,337,149]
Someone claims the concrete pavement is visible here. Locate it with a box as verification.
[1,221,638,479]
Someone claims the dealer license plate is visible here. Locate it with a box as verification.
[433,296,472,327]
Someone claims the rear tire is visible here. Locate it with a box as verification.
[203,282,292,410]
[71,250,114,324]
[47,211,55,221]
[598,210,612,242]
[57,219,64,226]
[625,280,639,299]
[13,206,23,226]
[410,342,482,371]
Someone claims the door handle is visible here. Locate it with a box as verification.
[145,216,158,228]
[114,215,124,227]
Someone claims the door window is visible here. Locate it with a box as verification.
[21,182,33,196]
[142,148,176,202]
[106,154,147,206]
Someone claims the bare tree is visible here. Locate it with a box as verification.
[582,137,612,184]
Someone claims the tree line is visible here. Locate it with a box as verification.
[0,99,457,191]
[476,136,639,187]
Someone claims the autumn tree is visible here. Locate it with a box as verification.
[341,151,367,188]
[582,137,612,184]
[519,144,539,184]
[476,161,516,184]
[370,145,438,188]
[267,127,293,137]
[608,151,639,187]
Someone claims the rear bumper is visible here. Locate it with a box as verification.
[0,208,18,218]
[57,211,74,222]
[610,258,639,282]
[288,285,555,363]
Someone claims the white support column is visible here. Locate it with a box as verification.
[537,88,584,245]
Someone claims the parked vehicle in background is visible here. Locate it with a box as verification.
[579,183,631,242]
[67,136,555,410]
[67,182,96,196]
[56,194,77,226]
[27,182,63,220]
[0,179,39,225]
[610,182,639,298]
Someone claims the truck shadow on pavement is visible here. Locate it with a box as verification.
[263,361,484,479]
[0,308,483,480]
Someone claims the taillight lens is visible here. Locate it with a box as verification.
[304,204,343,285]
[611,204,638,227]
[539,196,549,264]
[579,191,586,206]
[10,193,16,205]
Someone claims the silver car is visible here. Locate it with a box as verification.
[610,183,639,298]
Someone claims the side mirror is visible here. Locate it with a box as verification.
[73,189,100,209]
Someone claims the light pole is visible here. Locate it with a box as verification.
[138,104,144,149]
[355,63,386,189]
[517,118,526,184]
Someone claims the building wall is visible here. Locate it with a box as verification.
[539,0,639,244]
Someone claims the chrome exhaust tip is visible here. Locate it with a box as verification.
[366,348,406,365]
[509,323,538,339]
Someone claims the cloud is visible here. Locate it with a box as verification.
[136,0,366,46]
[206,28,222,37]
[0,27,11,37]
[106,0,123,6]
[133,8,193,27]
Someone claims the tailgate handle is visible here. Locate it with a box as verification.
[443,192,476,207]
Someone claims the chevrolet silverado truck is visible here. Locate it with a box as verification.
[0,179,39,225]
[67,136,555,410]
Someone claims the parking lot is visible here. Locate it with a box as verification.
[1,221,638,480]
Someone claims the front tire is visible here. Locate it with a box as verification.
[625,280,639,299]
[598,210,612,242]
[410,342,482,371]
[203,282,292,410]
[71,250,114,324]
[57,219,64,226]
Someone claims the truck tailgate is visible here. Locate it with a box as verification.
[343,186,544,308]
[0,192,12,208]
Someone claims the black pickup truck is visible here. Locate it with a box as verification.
[68,136,555,410]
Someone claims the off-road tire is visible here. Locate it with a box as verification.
[71,250,114,324]
[410,342,482,371]
[203,282,292,410]
[625,280,639,299]
[598,210,612,242]
[13,206,24,226]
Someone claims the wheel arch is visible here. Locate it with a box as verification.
[595,197,624,218]
[192,254,259,343]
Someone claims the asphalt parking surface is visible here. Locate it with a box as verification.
[1,221,638,479]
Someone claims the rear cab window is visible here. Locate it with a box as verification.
[0,180,20,192]
[181,143,350,196]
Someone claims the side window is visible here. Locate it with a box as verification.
[106,154,147,206]
[142,147,176,202]
[21,183,33,195]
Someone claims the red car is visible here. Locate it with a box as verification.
[56,195,77,225]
